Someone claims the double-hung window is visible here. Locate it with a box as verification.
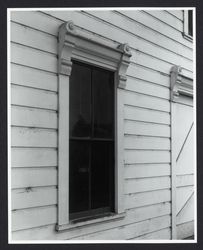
[69,61,115,221]
[56,21,131,230]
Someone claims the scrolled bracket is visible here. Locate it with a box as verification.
[170,65,182,101]
[58,21,76,76]
[117,43,132,89]
[170,65,193,102]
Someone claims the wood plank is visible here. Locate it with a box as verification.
[173,103,193,159]
[125,189,171,210]
[119,10,191,49]
[125,150,170,164]
[90,9,190,52]
[58,73,70,225]
[11,84,57,110]
[176,174,194,187]
[176,186,194,214]
[124,105,170,125]
[126,77,170,99]
[11,43,57,73]
[124,91,170,112]
[11,21,57,54]
[12,167,57,189]
[124,164,170,178]
[11,64,57,91]
[125,176,171,194]
[11,127,57,147]
[171,101,177,239]
[166,10,183,20]
[177,193,194,225]
[11,105,57,129]
[125,202,171,224]
[115,88,125,214]
[124,136,170,150]
[124,120,170,137]
[12,187,57,210]
[11,148,57,167]
[71,215,171,240]
[12,203,170,239]
[132,52,192,79]
[127,64,170,88]
[133,227,171,240]
[12,205,57,232]
[143,10,183,31]
[177,221,194,239]
[176,126,194,175]
[11,11,62,35]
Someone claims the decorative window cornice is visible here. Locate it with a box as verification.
[170,65,193,101]
[58,21,132,89]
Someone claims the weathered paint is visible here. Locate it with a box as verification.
[10,9,194,240]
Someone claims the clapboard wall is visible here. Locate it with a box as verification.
[10,10,193,240]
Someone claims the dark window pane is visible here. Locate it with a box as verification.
[92,69,114,138]
[69,62,91,137]
[188,10,193,36]
[91,141,114,210]
[69,140,90,214]
[69,61,115,219]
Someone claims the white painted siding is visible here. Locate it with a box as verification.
[10,9,193,240]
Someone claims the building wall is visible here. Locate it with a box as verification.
[10,10,193,240]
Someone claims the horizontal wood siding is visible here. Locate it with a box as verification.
[12,203,171,238]
[10,9,193,240]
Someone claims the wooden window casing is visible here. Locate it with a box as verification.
[56,21,131,231]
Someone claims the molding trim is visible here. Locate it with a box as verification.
[58,21,132,88]
[170,65,193,102]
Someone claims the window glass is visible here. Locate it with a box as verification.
[69,63,91,137]
[91,141,114,209]
[92,69,114,138]
[188,10,193,37]
[69,140,90,214]
[69,61,115,219]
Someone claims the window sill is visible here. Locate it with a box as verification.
[182,32,193,42]
[56,212,126,232]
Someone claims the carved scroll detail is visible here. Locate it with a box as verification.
[170,65,193,101]
[58,21,132,89]
[117,44,132,89]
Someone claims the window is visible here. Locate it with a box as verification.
[69,61,115,221]
[188,10,193,37]
[183,10,193,40]
[56,21,131,231]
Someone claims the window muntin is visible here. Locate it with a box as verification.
[69,61,115,221]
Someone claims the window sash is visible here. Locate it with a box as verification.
[69,61,115,220]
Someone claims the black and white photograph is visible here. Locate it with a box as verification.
[7,7,196,243]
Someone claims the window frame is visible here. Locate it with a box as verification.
[183,10,193,41]
[56,21,132,231]
[69,60,115,220]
